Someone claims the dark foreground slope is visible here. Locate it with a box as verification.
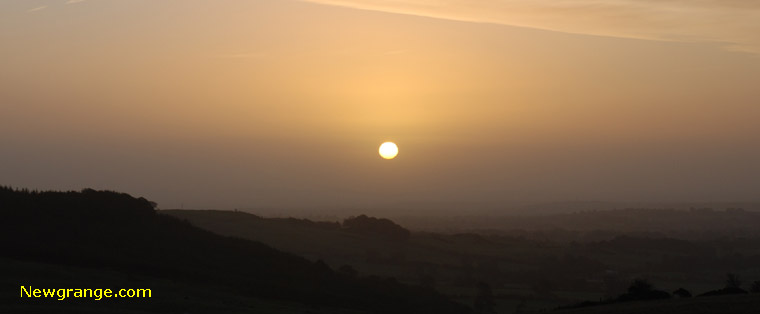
[0,187,469,314]
[556,293,760,314]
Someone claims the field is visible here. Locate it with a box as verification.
[163,209,760,312]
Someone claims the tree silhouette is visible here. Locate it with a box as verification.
[628,279,653,295]
[750,281,760,293]
[698,273,749,297]
[618,278,670,301]
[725,273,742,289]
[342,215,410,241]
[673,288,692,298]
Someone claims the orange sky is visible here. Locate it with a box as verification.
[2,0,759,210]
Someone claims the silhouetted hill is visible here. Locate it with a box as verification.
[164,208,760,313]
[342,215,411,241]
[0,186,470,313]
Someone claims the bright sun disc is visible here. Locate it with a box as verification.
[379,142,398,159]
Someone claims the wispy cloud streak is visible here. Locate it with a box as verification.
[304,0,760,53]
[27,5,48,12]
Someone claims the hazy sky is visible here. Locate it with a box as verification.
[2,0,759,211]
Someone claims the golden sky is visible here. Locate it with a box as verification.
[307,0,760,53]
[2,0,759,210]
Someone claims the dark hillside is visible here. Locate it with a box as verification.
[556,293,760,314]
[0,186,469,314]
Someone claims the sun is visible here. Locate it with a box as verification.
[378,142,398,159]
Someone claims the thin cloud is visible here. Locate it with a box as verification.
[66,0,86,4]
[27,5,48,12]
[303,0,760,53]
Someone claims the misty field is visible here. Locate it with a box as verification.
[164,209,760,313]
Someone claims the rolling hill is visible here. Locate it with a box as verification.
[0,187,470,313]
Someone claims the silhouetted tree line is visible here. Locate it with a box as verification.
[562,272,760,310]
[214,211,411,241]
[698,273,750,297]
[343,214,411,241]
[751,280,760,293]
[616,279,670,302]
[0,186,469,314]
[276,217,342,230]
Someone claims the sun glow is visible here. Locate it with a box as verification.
[379,142,399,159]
